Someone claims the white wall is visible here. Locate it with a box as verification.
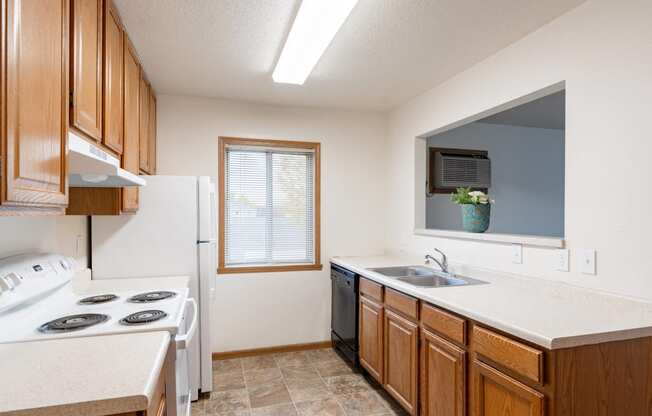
[0,216,87,264]
[426,122,565,237]
[386,0,652,299]
[156,95,386,352]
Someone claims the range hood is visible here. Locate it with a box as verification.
[68,132,146,187]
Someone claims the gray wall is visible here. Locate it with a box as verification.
[426,122,564,237]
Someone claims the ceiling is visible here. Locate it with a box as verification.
[114,0,585,112]
[480,90,566,129]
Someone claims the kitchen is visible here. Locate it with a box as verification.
[1,0,652,416]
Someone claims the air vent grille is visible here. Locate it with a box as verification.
[435,153,491,189]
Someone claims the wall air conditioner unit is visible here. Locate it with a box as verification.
[428,148,491,194]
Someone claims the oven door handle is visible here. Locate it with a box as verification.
[176,298,198,350]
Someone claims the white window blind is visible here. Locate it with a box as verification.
[224,146,315,267]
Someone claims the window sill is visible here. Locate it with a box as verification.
[218,264,324,275]
[413,228,564,248]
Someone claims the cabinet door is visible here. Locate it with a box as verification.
[359,295,384,382]
[121,35,139,212]
[70,0,102,141]
[138,76,150,173]
[473,359,544,416]
[102,0,123,154]
[1,0,69,208]
[421,329,466,416]
[384,309,418,414]
[148,88,156,174]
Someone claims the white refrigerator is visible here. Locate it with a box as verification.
[91,176,216,400]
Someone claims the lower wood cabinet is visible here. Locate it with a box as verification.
[355,276,652,416]
[359,295,384,382]
[473,359,544,416]
[384,309,419,415]
[421,329,466,416]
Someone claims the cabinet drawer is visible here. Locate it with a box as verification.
[360,278,383,302]
[385,288,418,321]
[421,302,466,345]
[472,326,543,384]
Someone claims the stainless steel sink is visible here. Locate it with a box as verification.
[367,266,486,288]
[367,265,435,278]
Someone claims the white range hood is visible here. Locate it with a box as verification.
[68,132,146,187]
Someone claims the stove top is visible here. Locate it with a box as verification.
[0,283,188,344]
[0,254,190,344]
[120,310,168,325]
[128,291,177,303]
[38,313,110,333]
[78,294,119,305]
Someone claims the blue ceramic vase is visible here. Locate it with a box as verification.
[461,204,490,233]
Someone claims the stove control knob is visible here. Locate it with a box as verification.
[59,258,72,270]
[0,277,13,292]
[5,273,22,288]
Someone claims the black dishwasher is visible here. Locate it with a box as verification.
[331,263,359,367]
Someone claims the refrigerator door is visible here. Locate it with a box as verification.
[91,176,199,282]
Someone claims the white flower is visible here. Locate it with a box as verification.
[468,191,485,197]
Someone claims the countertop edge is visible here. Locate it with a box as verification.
[330,257,652,350]
[142,332,172,406]
[0,332,172,416]
[1,397,148,416]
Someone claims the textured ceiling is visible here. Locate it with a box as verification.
[114,0,585,111]
[480,91,566,129]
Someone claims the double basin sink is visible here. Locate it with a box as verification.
[367,265,486,288]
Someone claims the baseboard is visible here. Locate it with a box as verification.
[212,340,333,361]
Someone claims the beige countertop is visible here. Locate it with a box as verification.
[331,255,652,349]
[0,331,170,416]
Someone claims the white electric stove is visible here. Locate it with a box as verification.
[0,253,196,416]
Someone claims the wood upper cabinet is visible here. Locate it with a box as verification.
[1,0,69,210]
[473,359,544,416]
[148,88,157,174]
[421,329,466,416]
[384,309,419,415]
[138,76,151,173]
[359,295,384,382]
[70,0,102,141]
[102,0,123,154]
[121,34,140,212]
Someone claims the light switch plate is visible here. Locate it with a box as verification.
[556,249,569,272]
[512,244,523,264]
[580,249,596,275]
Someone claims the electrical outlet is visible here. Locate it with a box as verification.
[511,244,523,264]
[556,249,569,272]
[580,249,596,275]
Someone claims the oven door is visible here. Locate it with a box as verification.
[174,298,198,416]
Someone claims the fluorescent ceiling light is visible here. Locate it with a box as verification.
[273,0,359,85]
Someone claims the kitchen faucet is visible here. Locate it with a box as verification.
[425,248,449,273]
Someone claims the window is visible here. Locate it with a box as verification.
[218,137,321,273]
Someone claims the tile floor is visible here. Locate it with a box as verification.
[192,348,408,416]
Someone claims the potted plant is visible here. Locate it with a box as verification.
[451,187,493,233]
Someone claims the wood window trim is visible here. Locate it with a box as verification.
[217,136,322,274]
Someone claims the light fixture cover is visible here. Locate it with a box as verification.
[273,0,359,85]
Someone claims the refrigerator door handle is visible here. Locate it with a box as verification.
[176,298,199,350]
